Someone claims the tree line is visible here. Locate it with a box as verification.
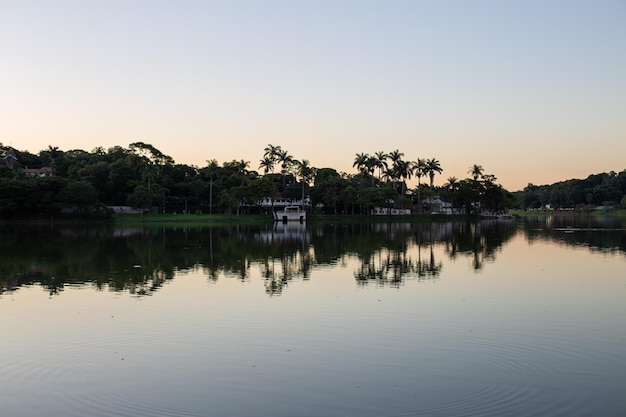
[513,171,626,210]
[1,142,517,218]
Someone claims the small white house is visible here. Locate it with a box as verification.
[428,197,453,214]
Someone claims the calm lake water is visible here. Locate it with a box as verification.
[2,215,625,417]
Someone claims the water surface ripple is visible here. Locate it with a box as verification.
[2,221,625,417]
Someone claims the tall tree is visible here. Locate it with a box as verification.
[412,158,427,212]
[388,149,404,165]
[258,156,274,174]
[469,164,484,181]
[394,160,413,195]
[444,176,459,190]
[353,153,370,176]
[425,158,443,193]
[388,150,405,190]
[263,144,282,174]
[276,149,293,187]
[202,159,220,214]
[373,151,388,182]
[129,142,174,166]
[444,176,459,213]
[293,159,315,204]
[236,159,250,185]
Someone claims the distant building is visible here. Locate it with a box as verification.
[24,167,53,177]
[2,148,18,169]
[427,197,453,214]
[256,197,311,207]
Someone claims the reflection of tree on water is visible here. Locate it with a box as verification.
[415,234,443,279]
[523,215,626,257]
[354,223,442,286]
[419,223,444,278]
[354,248,424,287]
[1,220,519,297]
[257,223,313,296]
[442,220,518,270]
[0,224,176,297]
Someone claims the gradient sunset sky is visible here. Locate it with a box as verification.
[1,0,625,191]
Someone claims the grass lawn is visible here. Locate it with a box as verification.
[113,213,273,226]
[511,208,626,217]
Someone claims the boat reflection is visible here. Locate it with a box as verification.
[255,221,310,245]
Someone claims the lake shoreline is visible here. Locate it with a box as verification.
[1,212,481,226]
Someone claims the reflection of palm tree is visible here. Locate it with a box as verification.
[439,220,517,270]
[427,243,442,276]
[261,258,275,280]
[354,261,380,283]
[389,248,412,286]
[262,257,283,295]
[415,224,443,279]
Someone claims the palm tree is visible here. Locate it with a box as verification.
[236,159,250,185]
[412,158,426,212]
[444,176,459,213]
[394,160,412,195]
[205,159,219,214]
[388,150,405,190]
[294,159,315,204]
[263,144,281,158]
[373,151,388,182]
[469,164,484,181]
[263,144,282,174]
[353,152,370,176]
[388,149,404,164]
[426,158,442,192]
[258,156,274,174]
[382,167,394,185]
[444,176,459,190]
[366,156,377,186]
[276,149,293,187]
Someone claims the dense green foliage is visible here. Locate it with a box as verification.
[513,171,626,210]
[1,143,518,219]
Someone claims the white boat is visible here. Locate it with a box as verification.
[273,206,306,222]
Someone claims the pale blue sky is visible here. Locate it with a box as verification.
[1,0,625,191]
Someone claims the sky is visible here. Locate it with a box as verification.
[1,0,625,191]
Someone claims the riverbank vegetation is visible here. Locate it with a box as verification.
[512,171,626,211]
[1,142,623,220]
